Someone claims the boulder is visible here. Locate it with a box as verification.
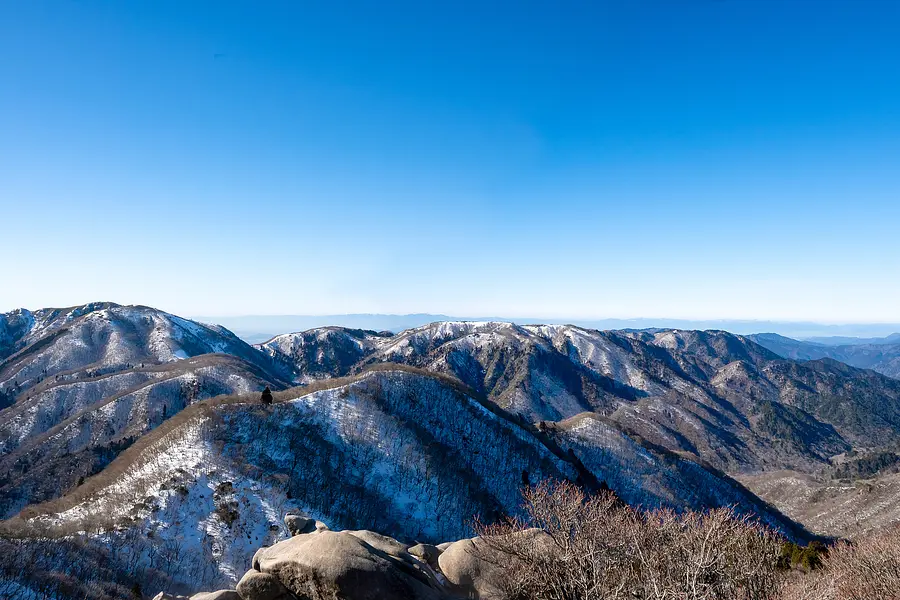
[284,514,315,536]
[409,543,442,569]
[435,542,453,552]
[254,529,446,600]
[236,569,292,600]
[438,537,506,599]
[152,594,189,600]
[348,529,410,558]
[190,592,241,600]
[438,529,555,600]
[252,545,266,571]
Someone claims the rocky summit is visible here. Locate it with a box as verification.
[152,512,518,600]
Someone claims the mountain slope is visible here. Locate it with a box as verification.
[257,327,392,382]
[0,303,290,517]
[750,332,900,379]
[5,305,900,560]
[283,322,900,475]
[0,303,282,401]
[0,354,273,517]
[12,367,807,595]
[736,469,900,538]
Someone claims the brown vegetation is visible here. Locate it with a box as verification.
[781,525,900,600]
[474,479,900,600]
[475,480,783,599]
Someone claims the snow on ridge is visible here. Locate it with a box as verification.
[38,414,300,585]
[407,320,517,338]
[46,418,211,527]
[377,321,524,357]
[653,331,682,350]
[169,314,237,355]
[261,328,376,354]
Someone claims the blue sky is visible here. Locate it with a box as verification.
[2,1,899,321]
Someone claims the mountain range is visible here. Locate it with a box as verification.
[195,313,900,344]
[749,332,900,379]
[3,302,900,596]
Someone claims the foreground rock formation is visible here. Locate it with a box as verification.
[156,514,509,600]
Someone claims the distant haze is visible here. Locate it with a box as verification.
[195,314,900,344]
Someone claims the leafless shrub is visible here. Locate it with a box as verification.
[780,524,900,600]
[475,479,783,600]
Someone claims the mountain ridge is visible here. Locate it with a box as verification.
[5,301,900,592]
[189,312,900,344]
[750,332,900,379]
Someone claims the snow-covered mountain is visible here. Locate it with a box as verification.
[269,321,900,474]
[0,303,281,399]
[6,303,900,597]
[0,303,290,516]
[9,368,805,595]
[257,326,391,382]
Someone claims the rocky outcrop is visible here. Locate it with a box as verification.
[438,537,505,600]
[191,592,242,600]
[225,521,518,600]
[249,529,443,600]
[153,591,241,600]
[284,513,329,536]
[438,529,553,600]
[408,543,442,569]
[283,514,315,536]
[236,570,292,600]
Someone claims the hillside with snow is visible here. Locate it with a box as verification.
[0,304,289,516]
[7,368,806,595]
[5,303,900,597]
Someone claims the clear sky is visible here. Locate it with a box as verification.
[2,1,899,321]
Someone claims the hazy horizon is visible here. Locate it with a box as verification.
[189,312,900,344]
[4,300,900,340]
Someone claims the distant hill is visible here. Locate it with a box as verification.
[749,332,900,379]
[803,332,900,346]
[196,313,900,344]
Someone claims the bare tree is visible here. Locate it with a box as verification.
[781,524,900,600]
[474,479,783,600]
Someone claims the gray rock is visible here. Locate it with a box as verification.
[190,591,241,600]
[254,529,446,600]
[438,530,554,600]
[236,569,292,600]
[284,514,315,536]
[252,545,266,571]
[435,542,453,552]
[409,543,442,569]
[347,529,410,558]
[438,537,505,599]
[151,594,189,600]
